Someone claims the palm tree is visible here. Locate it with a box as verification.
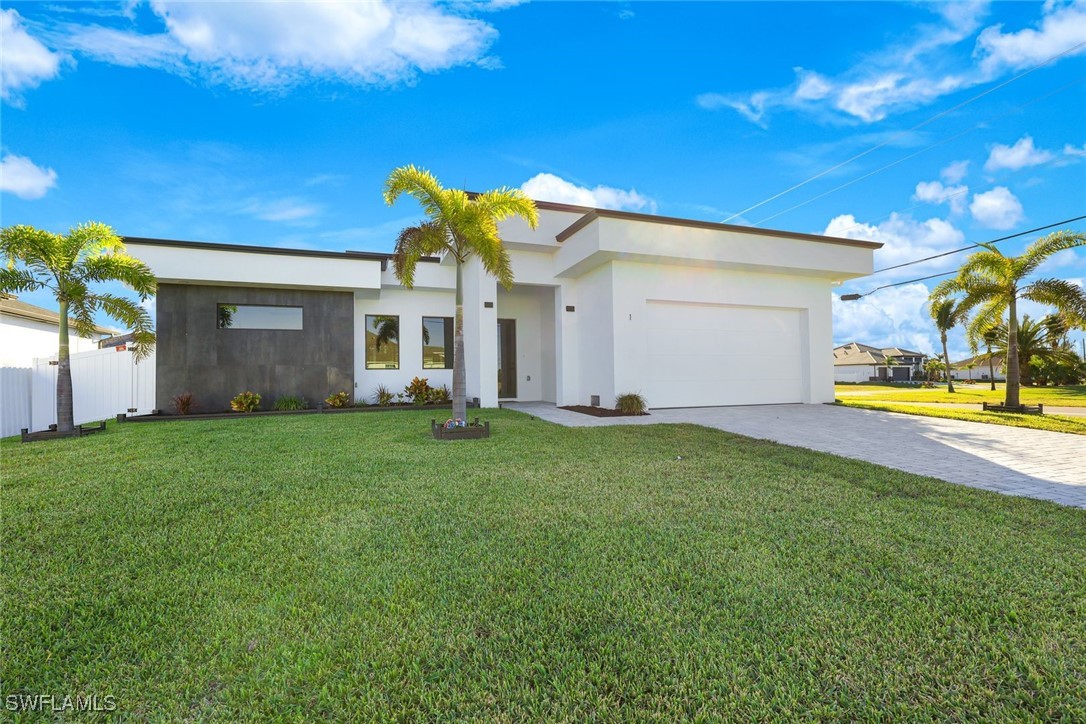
[884,355,897,383]
[929,297,968,393]
[383,166,538,420]
[1,223,156,432]
[989,315,1077,387]
[931,230,1086,407]
[982,328,999,391]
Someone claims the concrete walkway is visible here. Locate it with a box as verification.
[503,402,1086,509]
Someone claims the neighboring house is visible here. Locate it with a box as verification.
[833,342,926,382]
[0,294,115,368]
[125,200,880,412]
[950,354,1006,381]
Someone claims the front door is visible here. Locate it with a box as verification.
[497,319,517,399]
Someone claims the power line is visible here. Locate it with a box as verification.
[722,40,1086,225]
[840,214,1086,300]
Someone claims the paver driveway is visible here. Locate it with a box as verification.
[504,402,1086,509]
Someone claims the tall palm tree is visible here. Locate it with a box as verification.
[1,223,156,432]
[931,230,1086,407]
[982,328,999,391]
[383,166,538,420]
[929,297,968,393]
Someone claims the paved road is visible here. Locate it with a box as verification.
[503,402,1086,509]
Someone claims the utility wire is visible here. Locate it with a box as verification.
[722,40,1086,224]
[753,75,1086,227]
[841,214,1086,299]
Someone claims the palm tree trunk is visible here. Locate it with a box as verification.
[56,299,75,433]
[942,333,955,393]
[452,260,467,421]
[987,345,996,391]
[1006,296,1021,407]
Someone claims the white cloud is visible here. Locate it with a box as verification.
[521,173,655,212]
[53,0,505,90]
[833,283,942,357]
[240,197,322,223]
[913,180,969,214]
[1063,142,1086,157]
[941,159,970,184]
[975,0,1086,74]
[1,9,65,105]
[984,135,1055,171]
[969,186,1024,229]
[0,153,58,199]
[824,212,964,280]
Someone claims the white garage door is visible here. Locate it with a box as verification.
[645,301,806,408]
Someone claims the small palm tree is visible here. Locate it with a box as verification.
[931,230,1086,407]
[884,355,897,383]
[383,166,538,420]
[928,297,968,393]
[982,328,999,391]
[1,223,156,432]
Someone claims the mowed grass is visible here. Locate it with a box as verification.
[3,410,1085,719]
[835,383,1086,407]
[836,400,1086,435]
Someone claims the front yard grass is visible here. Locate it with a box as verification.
[836,400,1086,435]
[834,382,1086,406]
[3,410,1085,719]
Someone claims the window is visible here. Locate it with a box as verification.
[422,316,454,369]
[365,314,399,369]
[217,304,303,330]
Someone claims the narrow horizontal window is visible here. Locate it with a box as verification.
[217,304,303,330]
[422,316,454,370]
[366,314,399,370]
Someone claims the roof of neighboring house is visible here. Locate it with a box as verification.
[951,354,1006,369]
[99,332,136,349]
[833,342,926,366]
[0,294,116,336]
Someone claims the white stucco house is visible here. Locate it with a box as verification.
[0,294,115,368]
[125,200,880,412]
[833,342,926,383]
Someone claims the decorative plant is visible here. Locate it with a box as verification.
[615,393,648,415]
[373,384,394,407]
[405,376,432,405]
[429,385,451,404]
[230,391,261,413]
[171,392,196,415]
[274,395,308,411]
[325,391,351,408]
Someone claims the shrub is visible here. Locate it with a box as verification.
[230,391,261,413]
[373,385,394,407]
[429,385,451,404]
[274,395,308,411]
[325,391,351,408]
[171,392,196,415]
[404,376,433,405]
[615,392,648,415]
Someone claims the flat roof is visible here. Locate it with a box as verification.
[123,237,442,266]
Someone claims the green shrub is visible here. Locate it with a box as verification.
[372,385,394,407]
[615,392,647,415]
[429,385,450,404]
[325,391,351,408]
[405,377,432,405]
[230,391,261,413]
[273,395,308,411]
[171,392,196,415]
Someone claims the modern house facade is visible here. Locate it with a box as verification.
[833,342,927,383]
[125,201,880,412]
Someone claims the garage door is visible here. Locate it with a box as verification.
[645,301,805,408]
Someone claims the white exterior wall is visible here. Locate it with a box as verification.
[0,315,105,367]
[835,365,878,383]
[495,285,557,402]
[573,264,616,407]
[354,288,455,404]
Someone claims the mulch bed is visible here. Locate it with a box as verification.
[559,405,649,418]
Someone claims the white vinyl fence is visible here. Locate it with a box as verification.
[1,367,32,438]
[30,347,156,432]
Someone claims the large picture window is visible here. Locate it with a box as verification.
[422,316,454,369]
[365,315,399,370]
[217,304,303,330]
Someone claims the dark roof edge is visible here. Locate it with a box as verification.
[123,236,391,262]
[554,209,883,249]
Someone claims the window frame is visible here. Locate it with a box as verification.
[216,303,304,331]
[421,316,454,370]
[365,314,401,370]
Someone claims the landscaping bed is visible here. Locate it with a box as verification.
[119,402,471,424]
[558,405,649,418]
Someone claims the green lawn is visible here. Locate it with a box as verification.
[836,400,1086,435]
[834,383,1086,407]
[3,411,1085,719]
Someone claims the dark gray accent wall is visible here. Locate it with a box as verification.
[156,284,354,412]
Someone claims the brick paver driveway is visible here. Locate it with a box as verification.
[504,402,1086,509]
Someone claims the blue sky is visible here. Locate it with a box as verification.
[2,0,1084,359]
